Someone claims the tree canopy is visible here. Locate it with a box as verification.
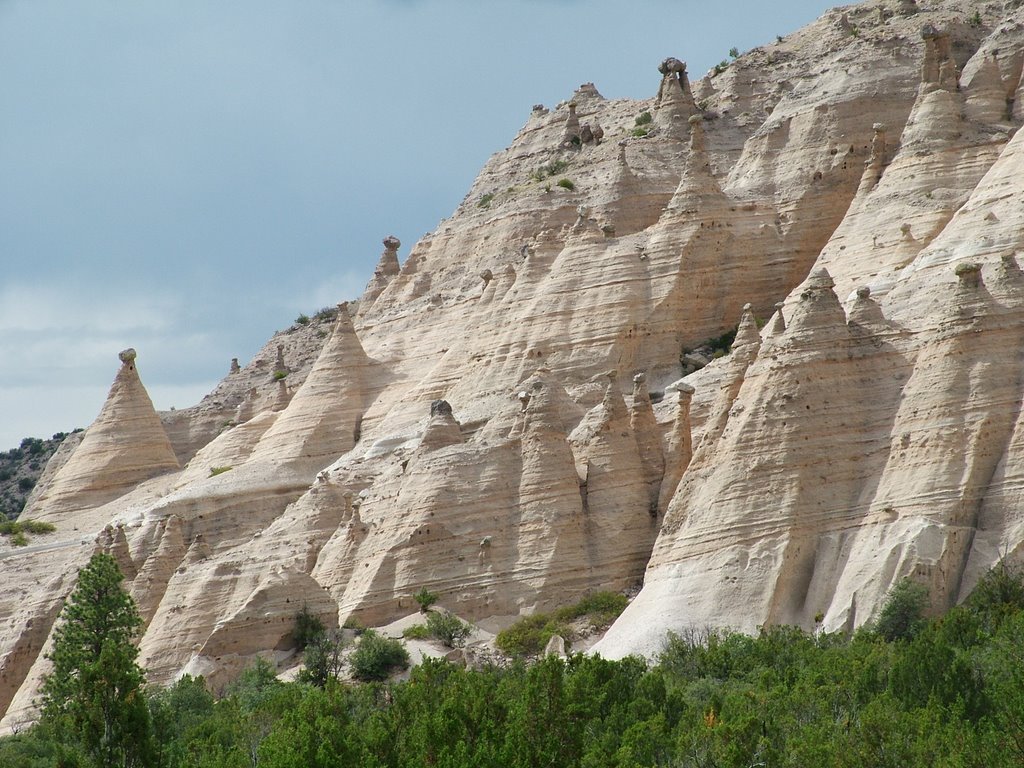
[1,561,1022,767]
[39,552,154,767]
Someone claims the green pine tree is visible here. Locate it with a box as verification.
[39,552,154,767]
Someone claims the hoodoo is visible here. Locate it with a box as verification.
[24,349,179,523]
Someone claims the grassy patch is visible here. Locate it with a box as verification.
[402,624,430,640]
[312,306,338,322]
[529,159,569,182]
[495,591,628,657]
[0,519,56,546]
[631,111,653,137]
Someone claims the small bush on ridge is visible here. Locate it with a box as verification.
[348,631,409,682]
[427,612,472,649]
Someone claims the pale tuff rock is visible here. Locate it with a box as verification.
[733,303,762,350]
[5,0,1024,723]
[598,265,910,656]
[233,387,258,423]
[360,235,403,309]
[665,115,718,216]
[858,123,888,194]
[656,381,695,518]
[676,302,763,521]
[567,375,656,589]
[249,302,374,467]
[768,302,787,337]
[813,26,1017,303]
[516,375,589,600]
[574,82,604,102]
[561,102,581,147]
[138,486,346,685]
[161,319,333,466]
[846,286,891,336]
[0,567,78,729]
[418,400,463,452]
[966,254,1024,592]
[302,368,657,628]
[272,378,291,411]
[654,57,697,138]
[545,634,567,657]
[174,411,278,486]
[824,261,1024,625]
[130,515,186,627]
[24,349,179,522]
[920,24,957,88]
[103,524,137,581]
[629,372,665,515]
[963,53,1010,124]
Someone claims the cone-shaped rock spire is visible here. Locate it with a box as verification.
[418,400,464,452]
[653,57,697,138]
[25,349,180,522]
[515,373,589,603]
[250,302,373,466]
[360,235,402,308]
[664,115,724,215]
[630,372,665,515]
[657,381,695,517]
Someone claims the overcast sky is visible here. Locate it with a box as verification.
[0,0,837,450]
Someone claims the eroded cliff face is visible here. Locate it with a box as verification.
[3,0,1023,727]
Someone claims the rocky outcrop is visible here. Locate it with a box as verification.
[3,0,1023,727]
[360,236,403,309]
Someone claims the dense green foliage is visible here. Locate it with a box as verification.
[348,630,410,682]
[292,603,326,650]
[0,518,56,546]
[875,577,929,642]
[412,587,438,613]
[401,623,430,640]
[496,590,629,657]
[298,632,346,688]
[5,565,1024,766]
[38,553,154,767]
[426,611,472,648]
[0,433,69,520]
